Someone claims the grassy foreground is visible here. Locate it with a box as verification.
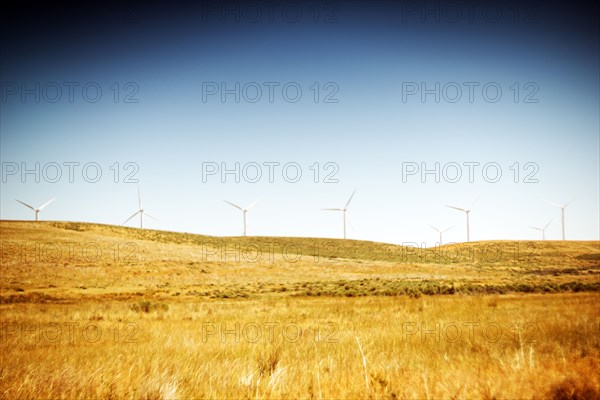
[1,221,599,399]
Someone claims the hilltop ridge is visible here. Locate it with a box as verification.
[1,220,598,301]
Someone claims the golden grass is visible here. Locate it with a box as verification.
[1,221,598,301]
[1,221,599,399]
[1,294,598,399]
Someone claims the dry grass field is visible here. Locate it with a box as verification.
[1,220,599,399]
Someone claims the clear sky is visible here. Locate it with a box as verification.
[1,0,598,246]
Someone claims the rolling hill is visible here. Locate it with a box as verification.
[1,220,598,302]
[1,220,599,399]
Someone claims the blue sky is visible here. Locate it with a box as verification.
[1,0,598,246]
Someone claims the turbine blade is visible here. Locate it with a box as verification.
[37,198,56,210]
[322,208,343,211]
[469,195,480,210]
[446,205,466,212]
[565,199,575,207]
[15,199,35,210]
[546,200,562,208]
[123,211,140,225]
[245,200,258,210]
[529,226,542,231]
[137,187,142,210]
[144,212,158,221]
[544,220,553,229]
[442,226,453,233]
[223,200,243,210]
[345,190,356,209]
[428,224,440,232]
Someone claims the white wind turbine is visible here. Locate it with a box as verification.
[428,224,453,246]
[529,220,552,240]
[224,200,257,236]
[446,197,478,242]
[322,190,356,239]
[15,198,55,221]
[122,188,157,229]
[546,200,574,240]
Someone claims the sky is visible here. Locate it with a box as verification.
[1,0,599,247]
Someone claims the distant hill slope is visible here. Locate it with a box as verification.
[1,220,598,301]
[2,220,599,262]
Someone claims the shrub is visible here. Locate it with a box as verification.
[131,301,169,313]
[548,377,599,400]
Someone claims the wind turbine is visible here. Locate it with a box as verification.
[224,200,257,236]
[322,190,356,239]
[446,197,478,242]
[547,200,574,240]
[15,198,55,221]
[428,224,453,245]
[529,220,552,240]
[122,188,157,229]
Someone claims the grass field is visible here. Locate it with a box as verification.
[1,220,599,399]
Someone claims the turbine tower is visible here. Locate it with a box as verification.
[224,200,257,236]
[547,200,574,240]
[15,198,55,221]
[123,188,157,229]
[446,197,478,242]
[322,190,356,239]
[428,224,453,246]
[529,220,552,240]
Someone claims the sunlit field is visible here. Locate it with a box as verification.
[1,221,599,399]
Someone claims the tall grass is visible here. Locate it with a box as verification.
[1,294,598,399]
[1,221,598,398]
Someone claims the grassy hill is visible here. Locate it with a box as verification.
[1,220,599,399]
[1,220,598,301]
